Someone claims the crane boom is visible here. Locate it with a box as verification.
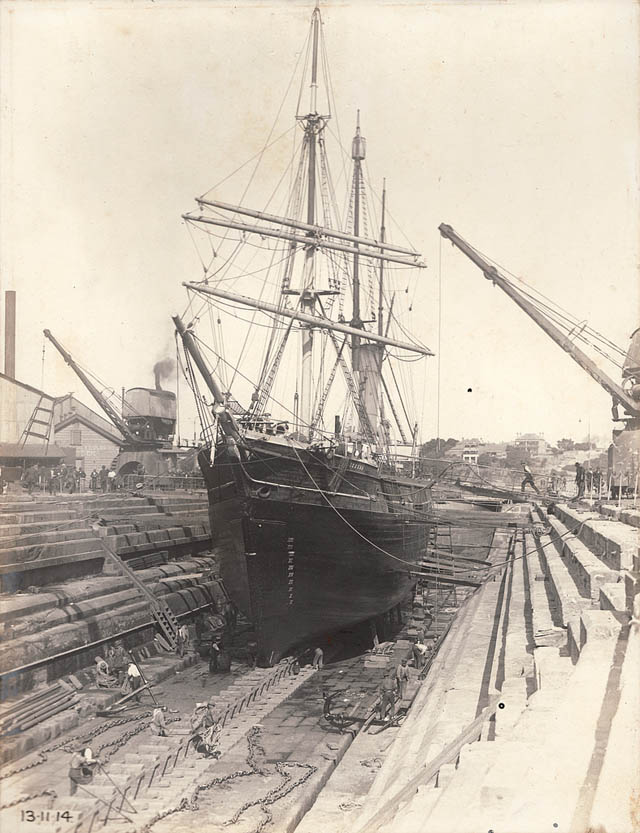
[438,223,640,418]
[43,329,145,445]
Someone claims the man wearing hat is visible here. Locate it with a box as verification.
[150,706,168,737]
[520,461,539,494]
[110,640,129,687]
[189,699,220,758]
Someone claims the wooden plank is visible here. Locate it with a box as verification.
[354,695,500,833]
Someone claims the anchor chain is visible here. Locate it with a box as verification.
[0,789,57,812]
[226,758,317,830]
[138,726,317,833]
[0,711,162,782]
[95,716,182,765]
[0,712,182,816]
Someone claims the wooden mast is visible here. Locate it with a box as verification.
[352,110,364,369]
[298,3,322,438]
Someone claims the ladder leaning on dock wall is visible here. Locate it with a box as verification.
[89,525,180,650]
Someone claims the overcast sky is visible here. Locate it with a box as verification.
[1,0,638,446]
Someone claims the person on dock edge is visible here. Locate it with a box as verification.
[378,670,397,721]
[396,658,410,700]
[575,462,585,499]
[520,461,540,494]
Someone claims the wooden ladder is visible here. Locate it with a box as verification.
[90,529,180,650]
[19,396,57,447]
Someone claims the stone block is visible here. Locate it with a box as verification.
[579,609,622,651]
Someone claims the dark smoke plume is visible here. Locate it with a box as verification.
[153,358,175,391]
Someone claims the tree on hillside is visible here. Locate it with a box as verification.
[505,445,532,470]
[557,438,575,452]
[420,438,459,459]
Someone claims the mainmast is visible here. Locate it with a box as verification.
[351,110,365,368]
[297,3,325,439]
[378,179,386,340]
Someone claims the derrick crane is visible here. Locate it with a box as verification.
[43,329,158,449]
[438,223,640,485]
[438,224,640,420]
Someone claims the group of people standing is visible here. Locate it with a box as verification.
[520,461,606,500]
[19,463,125,494]
[21,463,86,494]
[89,465,117,492]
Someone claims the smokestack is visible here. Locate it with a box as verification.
[153,357,174,391]
[4,291,16,379]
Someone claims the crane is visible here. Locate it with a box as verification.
[43,329,157,448]
[438,224,640,420]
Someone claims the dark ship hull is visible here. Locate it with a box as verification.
[198,434,432,662]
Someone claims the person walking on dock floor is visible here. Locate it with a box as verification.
[313,647,324,669]
[412,640,428,670]
[150,706,168,737]
[209,639,220,673]
[520,461,540,494]
[574,462,585,499]
[176,624,189,657]
[378,670,397,721]
[110,640,128,686]
[124,661,142,701]
[395,658,410,701]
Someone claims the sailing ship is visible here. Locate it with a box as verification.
[175,5,439,662]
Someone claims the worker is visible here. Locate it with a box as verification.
[109,641,129,686]
[94,656,118,689]
[68,747,99,796]
[209,639,220,673]
[107,468,117,492]
[378,670,397,721]
[99,466,108,493]
[150,706,168,737]
[412,640,428,670]
[593,468,602,494]
[312,647,324,670]
[395,658,410,701]
[520,461,540,494]
[189,699,221,758]
[246,640,258,670]
[21,465,38,495]
[124,661,142,701]
[176,624,189,657]
[575,462,585,499]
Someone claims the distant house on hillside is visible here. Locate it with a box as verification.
[513,433,548,457]
[52,394,123,473]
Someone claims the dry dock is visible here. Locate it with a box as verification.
[0,490,637,833]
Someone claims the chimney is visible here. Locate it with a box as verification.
[154,368,162,391]
[4,291,16,379]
